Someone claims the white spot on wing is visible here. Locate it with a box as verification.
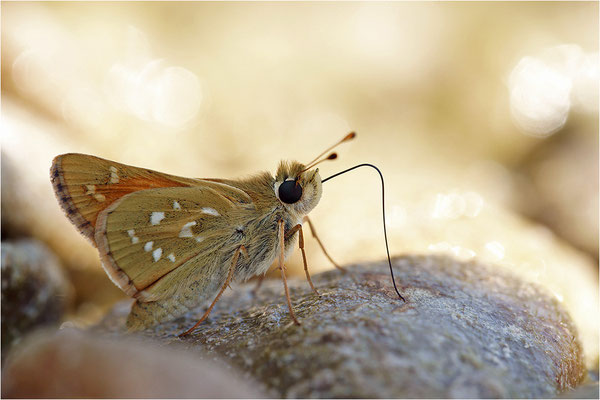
[167,253,176,262]
[173,201,181,210]
[201,207,220,216]
[152,247,162,262]
[93,193,106,202]
[109,166,119,184]
[150,212,165,225]
[127,229,140,244]
[195,236,205,243]
[144,241,153,252]
[85,185,96,195]
[179,221,196,238]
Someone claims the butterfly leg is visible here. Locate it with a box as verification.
[279,220,301,326]
[179,245,247,337]
[304,216,345,272]
[286,224,320,296]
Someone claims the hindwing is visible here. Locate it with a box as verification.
[96,186,253,300]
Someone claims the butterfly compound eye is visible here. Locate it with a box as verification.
[279,180,303,204]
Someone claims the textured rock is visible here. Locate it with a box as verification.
[1,240,72,363]
[1,328,267,398]
[97,256,586,398]
[557,380,599,399]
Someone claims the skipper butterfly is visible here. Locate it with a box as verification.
[50,133,404,336]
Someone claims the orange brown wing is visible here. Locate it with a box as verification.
[51,153,200,245]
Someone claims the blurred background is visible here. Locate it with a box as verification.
[1,2,598,367]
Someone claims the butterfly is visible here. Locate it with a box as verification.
[51,132,404,336]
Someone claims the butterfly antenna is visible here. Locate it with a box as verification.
[322,163,406,302]
[304,132,356,169]
[300,152,338,173]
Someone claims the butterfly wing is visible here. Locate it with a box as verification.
[95,185,254,300]
[51,153,255,300]
[51,153,201,243]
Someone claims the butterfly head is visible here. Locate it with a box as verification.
[274,161,322,216]
[272,132,356,216]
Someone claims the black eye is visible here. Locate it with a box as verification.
[279,180,303,204]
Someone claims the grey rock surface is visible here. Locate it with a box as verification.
[96,255,586,398]
[557,380,599,399]
[1,328,267,398]
[1,239,72,363]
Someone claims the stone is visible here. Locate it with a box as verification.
[558,380,599,399]
[1,239,72,363]
[96,256,586,398]
[1,328,267,398]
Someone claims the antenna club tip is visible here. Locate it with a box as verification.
[344,132,357,141]
[327,153,338,160]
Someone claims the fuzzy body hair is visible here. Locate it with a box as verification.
[127,161,323,330]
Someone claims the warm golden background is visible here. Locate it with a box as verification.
[1,2,598,365]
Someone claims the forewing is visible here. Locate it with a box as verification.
[51,153,201,243]
[95,185,254,300]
